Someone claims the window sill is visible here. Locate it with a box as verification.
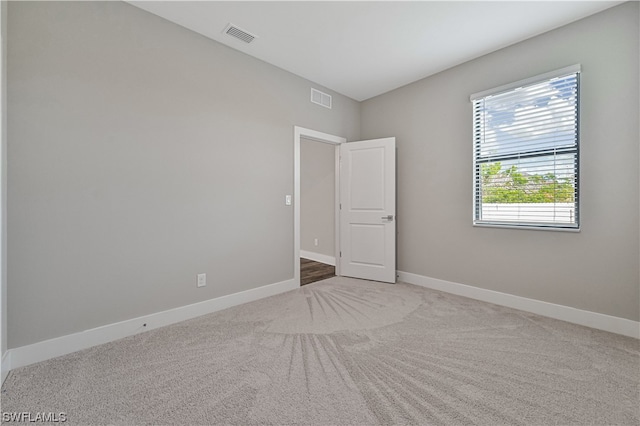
[473,223,581,232]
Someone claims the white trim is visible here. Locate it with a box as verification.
[473,223,581,233]
[470,64,581,101]
[398,271,639,339]
[294,126,345,287]
[6,278,296,371]
[300,250,336,266]
[1,350,9,384]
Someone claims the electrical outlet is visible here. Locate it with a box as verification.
[314,238,319,246]
[197,273,206,288]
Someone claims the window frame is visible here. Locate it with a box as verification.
[470,65,581,232]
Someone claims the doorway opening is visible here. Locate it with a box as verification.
[294,127,345,287]
[300,137,337,285]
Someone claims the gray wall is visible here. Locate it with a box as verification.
[1,0,7,358]
[361,2,639,321]
[6,1,638,351]
[300,137,335,258]
[7,1,360,348]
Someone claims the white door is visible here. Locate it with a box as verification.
[339,137,396,283]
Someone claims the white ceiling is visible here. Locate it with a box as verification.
[128,1,623,101]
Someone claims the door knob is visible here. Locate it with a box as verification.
[381,215,394,221]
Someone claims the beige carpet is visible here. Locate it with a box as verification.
[1,277,639,425]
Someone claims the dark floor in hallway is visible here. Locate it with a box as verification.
[300,258,335,286]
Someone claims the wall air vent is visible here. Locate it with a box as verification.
[223,23,257,44]
[311,88,332,109]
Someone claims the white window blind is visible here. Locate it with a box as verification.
[472,66,580,230]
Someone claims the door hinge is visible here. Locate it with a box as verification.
[340,251,342,257]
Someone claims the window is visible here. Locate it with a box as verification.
[471,65,580,230]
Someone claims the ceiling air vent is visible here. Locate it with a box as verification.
[223,23,257,44]
[311,88,332,109]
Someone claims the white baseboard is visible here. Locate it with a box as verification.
[1,350,10,384]
[300,250,335,266]
[398,271,640,339]
[6,278,297,371]
[6,273,637,374]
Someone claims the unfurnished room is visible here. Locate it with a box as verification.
[0,1,638,425]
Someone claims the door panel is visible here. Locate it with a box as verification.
[349,147,385,209]
[340,137,396,283]
[350,224,385,266]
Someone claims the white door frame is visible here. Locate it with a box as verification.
[294,126,346,287]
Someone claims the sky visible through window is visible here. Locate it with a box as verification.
[479,74,577,181]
